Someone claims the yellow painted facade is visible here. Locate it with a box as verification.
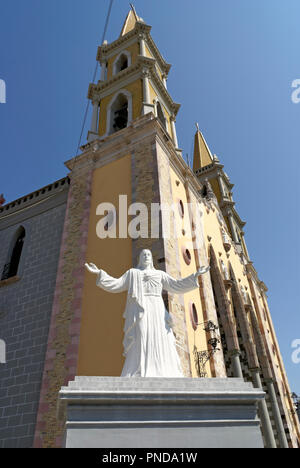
[203,209,246,291]
[77,154,132,376]
[169,169,212,377]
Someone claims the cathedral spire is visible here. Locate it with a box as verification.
[120,5,142,37]
[193,125,214,172]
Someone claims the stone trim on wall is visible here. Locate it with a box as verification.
[209,246,240,353]
[33,168,93,448]
[229,265,259,370]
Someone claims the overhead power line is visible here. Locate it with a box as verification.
[73,0,114,169]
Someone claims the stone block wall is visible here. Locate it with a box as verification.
[0,188,68,448]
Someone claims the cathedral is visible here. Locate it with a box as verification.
[0,8,299,448]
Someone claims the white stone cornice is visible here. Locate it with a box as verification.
[65,113,157,169]
[96,22,171,77]
[88,56,180,117]
[65,114,201,200]
[97,23,151,60]
[0,177,69,220]
[148,71,180,116]
[88,56,155,99]
[146,32,171,75]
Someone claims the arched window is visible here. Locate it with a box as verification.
[112,94,128,132]
[1,226,25,280]
[113,51,131,75]
[156,102,167,130]
[107,91,133,135]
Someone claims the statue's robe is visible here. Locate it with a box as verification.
[97,268,199,377]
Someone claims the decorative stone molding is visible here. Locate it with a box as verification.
[209,246,240,353]
[229,265,259,370]
[33,167,93,448]
[88,56,180,119]
[0,177,69,218]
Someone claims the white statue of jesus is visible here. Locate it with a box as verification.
[85,249,210,378]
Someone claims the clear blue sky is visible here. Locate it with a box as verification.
[0,0,299,393]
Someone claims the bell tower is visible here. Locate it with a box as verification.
[193,125,250,262]
[87,7,181,153]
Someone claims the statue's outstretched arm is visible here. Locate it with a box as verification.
[162,266,210,294]
[85,263,100,275]
[85,262,129,294]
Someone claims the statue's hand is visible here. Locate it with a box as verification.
[85,262,100,275]
[196,266,210,276]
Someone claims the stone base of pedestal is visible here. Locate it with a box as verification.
[58,377,265,448]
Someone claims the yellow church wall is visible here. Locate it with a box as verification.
[169,169,211,377]
[98,79,143,136]
[203,204,300,445]
[106,42,139,80]
[202,207,252,310]
[77,154,132,376]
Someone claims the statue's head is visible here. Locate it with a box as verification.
[137,249,155,269]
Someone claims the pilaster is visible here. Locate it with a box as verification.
[33,159,94,448]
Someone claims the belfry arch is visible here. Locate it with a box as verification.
[112,51,131,75]
[106,90,132,135]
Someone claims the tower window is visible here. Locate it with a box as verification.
[112,96,128,132]
[106,90,132,136]
[156,102,167,130]
[120,56,128,71]
[190,303,198,331]
[1,226,25,280]
[182,246,192,265]
[113,52,131,75]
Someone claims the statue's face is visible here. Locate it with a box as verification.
[140,249,152,267]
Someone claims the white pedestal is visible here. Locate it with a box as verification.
[58,377,265,448]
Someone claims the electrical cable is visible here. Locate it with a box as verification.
[72,0,114,170]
